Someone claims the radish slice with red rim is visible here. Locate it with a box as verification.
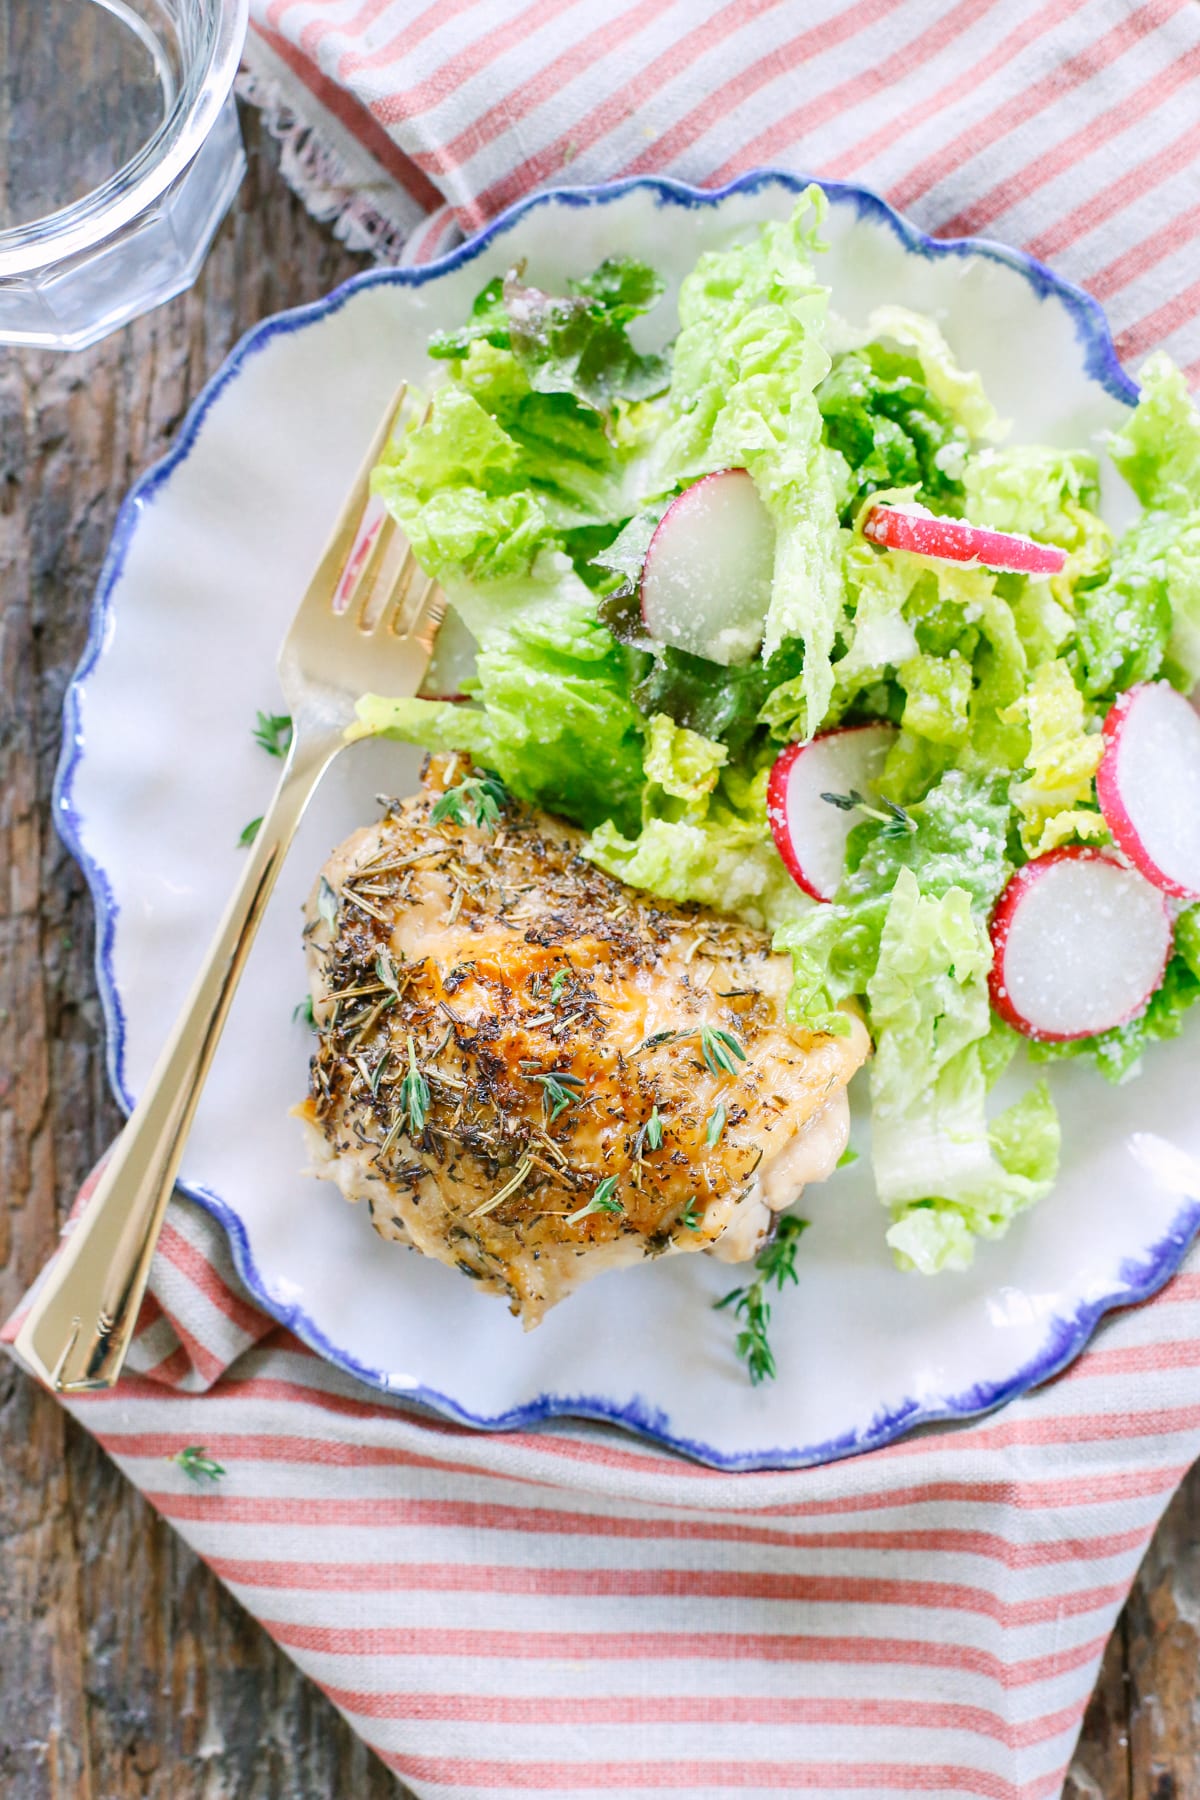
[768,723,898,901]
[640,469,775,666]
[988,847,1172,1043]
[1097,681,1200,900]
[863,503,1067,576]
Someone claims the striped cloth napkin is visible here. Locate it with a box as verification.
[11,2,1200,1794]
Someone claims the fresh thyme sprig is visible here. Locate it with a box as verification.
[169,1445,226,1483]
[399,1034,429,1137]
[566,1175,623,1227]
[532,1069,585,1123]
[431,771,508,833]
[714,1214,809,1385]
[820,788,916,841]
[700,1025,747,1078]
[238,816,262,848]
[253,710,293,758]
[679,1197,701,1232]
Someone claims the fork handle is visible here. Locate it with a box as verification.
[15,732,341,1392]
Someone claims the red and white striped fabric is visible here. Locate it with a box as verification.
[11,3,1200,1794]
[8,1174,1200,1797]
[240,0,1200,377]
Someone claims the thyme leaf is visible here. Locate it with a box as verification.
[430,771,508,833]
[714,1215,809,1385]
[369,1049,391,1098]
[293,994,316,1029]
[375,950,402,1000]
[705,1103,727,1146]
[566,1175,623,1227]
[169,1445,226,1483]
[531,1069,585,1123]
[820,787,916,840]
[550,969,569,1003]
[643,1106,664,1152]
[400,1034,430,1137]
[679,1197,701,1232]
[317,876,339,932]
[253,710,293,758]
[700,1025,747,1078]
[238,816,262,848]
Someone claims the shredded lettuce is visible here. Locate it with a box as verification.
[867,871,1059,1271]
[1000,659,1105,855]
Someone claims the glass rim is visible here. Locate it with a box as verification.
[0,0,248,278]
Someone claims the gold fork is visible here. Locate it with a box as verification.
[16,381,442,1393]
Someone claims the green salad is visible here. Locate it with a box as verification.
[353,186,1200,1278]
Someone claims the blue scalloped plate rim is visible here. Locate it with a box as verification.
[54,168,1200,1472]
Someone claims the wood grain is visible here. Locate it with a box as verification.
[0,101,404,1800]
[0,88,1197,1800]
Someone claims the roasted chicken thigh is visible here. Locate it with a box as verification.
[298,759,869,1326]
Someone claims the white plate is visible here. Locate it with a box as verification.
[61,172,1200,1470]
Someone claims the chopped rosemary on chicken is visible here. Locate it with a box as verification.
[300,760,867,1326]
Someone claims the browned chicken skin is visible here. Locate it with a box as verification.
[299,758,869,1326]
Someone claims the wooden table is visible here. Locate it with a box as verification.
[2,104,1198,1800]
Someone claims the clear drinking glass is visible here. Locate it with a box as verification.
[0,0,249,351]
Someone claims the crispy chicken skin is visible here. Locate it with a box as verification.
[299,758,869,1327]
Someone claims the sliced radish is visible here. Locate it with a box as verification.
[989,847,1171,1042]
[419,604,479,703]
[863,503,1067,576]
[768,723,898,901]
[641,469,775,666]
[1096,681,1200,900]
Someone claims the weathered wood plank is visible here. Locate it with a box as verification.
[1,101,404,1800]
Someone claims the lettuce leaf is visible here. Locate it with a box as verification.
[429,258,670,408]
[963,446,1100,543]
[1109,352,1200,512]
[643,712,727,804]
[859,304,1004,442]
[817,341,971,521]
[1085,354,1200,692]
[1000,658,1105,855]
[777,769,1012,1035]
[584,756,804,931]
[353,555,645,831]
[868,870,1059,1271]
